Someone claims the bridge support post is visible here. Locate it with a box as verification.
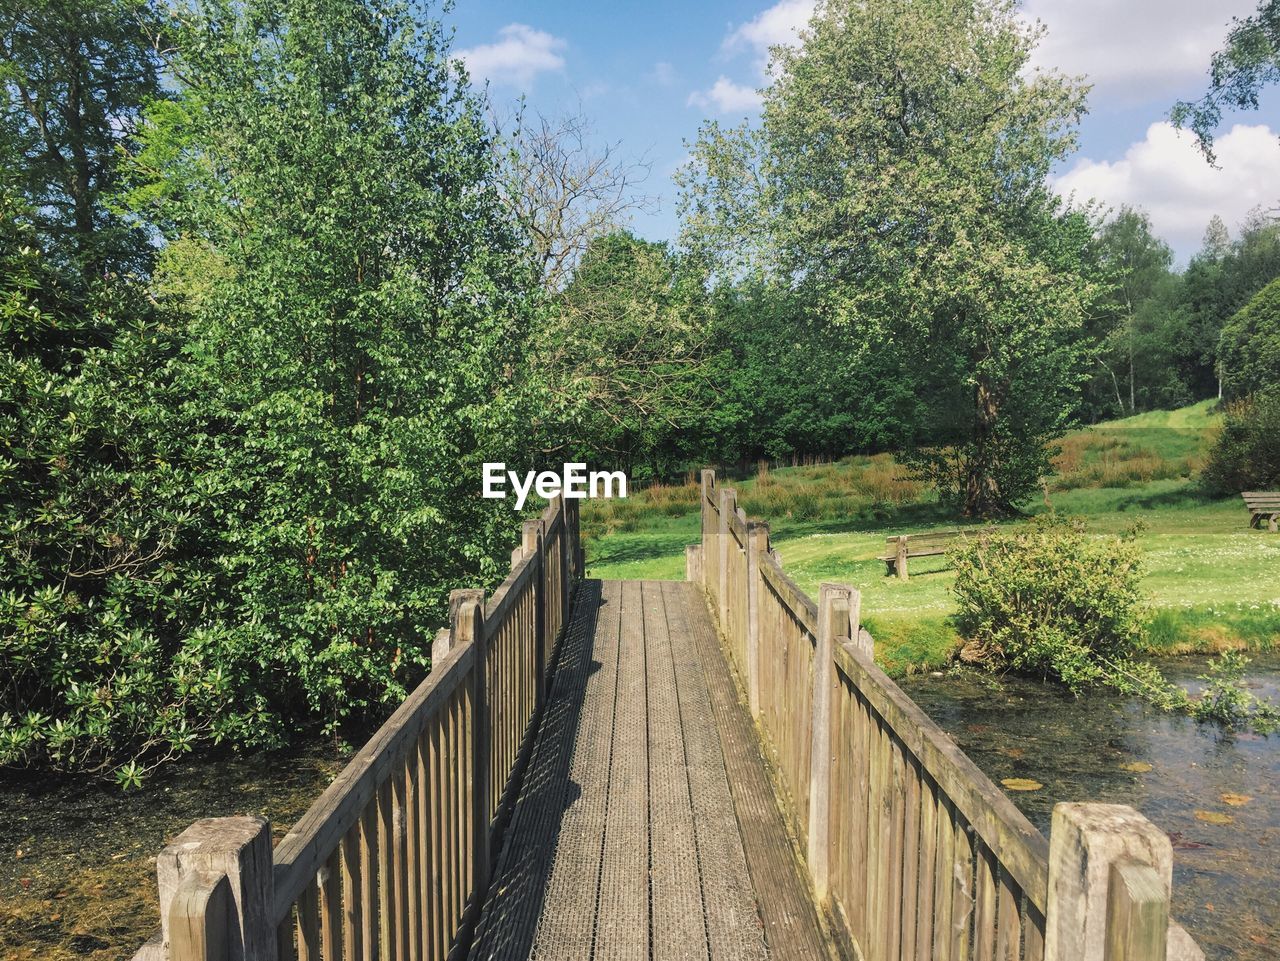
[1044,803,1201,961]
[808,583,852,904]
[154,816,275,961]
[685,544,703,583]
[745,522,769,718]
[523,519,547,704]
[717,487,735,628]
[451,589,491,901]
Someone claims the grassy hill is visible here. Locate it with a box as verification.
[583,401,1280,673]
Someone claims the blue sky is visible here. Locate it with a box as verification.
[447,0,1280,264]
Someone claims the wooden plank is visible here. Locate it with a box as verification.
[952,818,975,961]
[296,881,320,961]
[915,775,938,961]
[884,735,905,961]
[1105,860,1168,961]
[934,798,956,961]
[901,755,922,960]
[319,848,341,961]
[996,865,1021,961]
[376,776,394,957]
[758,554,819,633]
[358,802,377,961]
[974,843,997,961]
[340,822,363,961]
[168,872,230,961]
[832,639,1050,912]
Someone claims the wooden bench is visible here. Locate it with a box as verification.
[881,528,990,580]
[1243,492,1280,532]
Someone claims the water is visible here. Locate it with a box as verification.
[900,656,1280,960]
[0,742,349,961]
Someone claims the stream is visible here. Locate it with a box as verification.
[900,654,1280,960]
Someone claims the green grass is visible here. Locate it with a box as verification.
[584,402,1280,675]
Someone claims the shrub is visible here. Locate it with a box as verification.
[949,516,1150,690]
[1201,391,1280,496]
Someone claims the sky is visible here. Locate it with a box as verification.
[446,0,1280,265]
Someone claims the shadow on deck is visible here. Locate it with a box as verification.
[469,579,832,961]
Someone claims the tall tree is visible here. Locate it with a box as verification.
[1094,207,1176,414]
[494,108,655,292]
[126,0,538,733]
[0,0,161,281]
[680,0,1097,516]
[1173,0,1280,161]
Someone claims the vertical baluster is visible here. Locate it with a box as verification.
[377,778,394,958]
[974,843,997,961]
[341,821,363,961]
[297,882,321,961]
[320,848,342,961]
[359,802,378,961]
[995,866,1021,961]
[901,756,922,960]
[915,776,938,961]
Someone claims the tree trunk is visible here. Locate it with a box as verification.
[964,374,1002,517]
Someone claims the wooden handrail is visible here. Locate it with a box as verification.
[692,467,1203,961]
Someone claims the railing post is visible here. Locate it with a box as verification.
[745,522,769,718]
[1044,803,1191,961]
[700,469,715,589]
[808,583,852,904]
[523,518,547,702]
[685,544,703,582]
[896,535,909,581]
[156,816,274,961]
[554,495,570,626]
[717,487,735,629]
[451,589,490,896]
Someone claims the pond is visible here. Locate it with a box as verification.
[0,741,350,961]
[900,655,1280,961]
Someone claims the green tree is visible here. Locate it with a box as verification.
[680,0,1097,516]
[1092,207,1180,415]
[548,231,718,481]
[1220,276,1280,398]
[0,0,162,281]
[1173,0,1280,161]
[125,0,538,735]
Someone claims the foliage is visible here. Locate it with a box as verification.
[1172,0,1280,161]
[120,0,538,740]
[949,516,1151,689]
[1219,276,1280,399]
[0,0,162,280]
[1201,390,1280,495]
[0,192,258,778]
[680,0,1099,516]
[543,231,720,483]
[1189,651,1280,733]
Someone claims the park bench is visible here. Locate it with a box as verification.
[881,528,990,580]
[1243,491,1280,532]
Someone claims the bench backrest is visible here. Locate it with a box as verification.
[884,528,990,557]
[1243,492,1280,510]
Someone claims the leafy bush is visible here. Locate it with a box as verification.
[950,516,1150,689]
[1201,391,1280,495]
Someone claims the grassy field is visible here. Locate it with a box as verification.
[584,401,1280,674]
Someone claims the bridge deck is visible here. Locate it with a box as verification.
[470,579,831,961]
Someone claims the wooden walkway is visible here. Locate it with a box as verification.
[469,579,831,961]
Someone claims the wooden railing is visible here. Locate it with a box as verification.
[693,469,1205,961]
[133,496,582,961]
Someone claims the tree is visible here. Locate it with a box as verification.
[1219,276,1280,399]
[125,0,538,735]
[494,108,655,292]
[0,0,162,281]
[680,0,1097,516]
[546,231,718,481]
[1172,0,1280,162]
[1093,207,1177,414]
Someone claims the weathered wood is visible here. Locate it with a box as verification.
[808,583,851,903]
[1242,492,1280,530]
[1104,860,1168,961]
[718,486,735,630]
[685,543,703,583]
[831,638,1050,912]
[169,871,231,961]
[158,816,274,961]
[451,591,490,911]
[745,523,769,718]
[1044,803,1173,961]
[896,535,909,581]
[758,552,819,634]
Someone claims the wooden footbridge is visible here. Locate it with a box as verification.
[134,472,1206,961]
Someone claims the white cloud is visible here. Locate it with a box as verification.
[1053,122,1280,259]
[724,0,817,66]
[1022,0,1258,104]
[648,61,678,87]
[457,24,566,88]
[687,77,763,114]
